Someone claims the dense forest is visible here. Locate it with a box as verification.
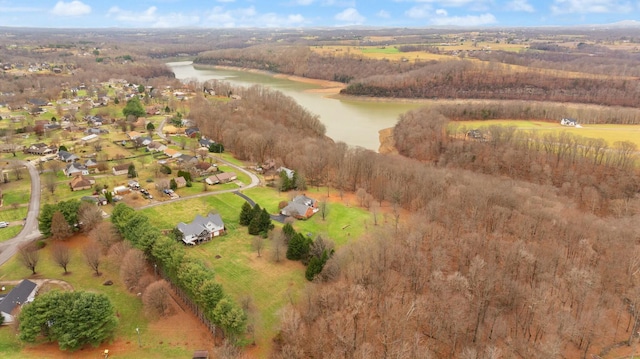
[183,80,640,358]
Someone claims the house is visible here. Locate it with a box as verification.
[281,195,319,219]
[176,213,225,245]
[185,127,199,138]
[147,141,167,152]
[128,180,140,189]
[112,163,132,176]
[0,279,37,324]
[69,175,95,191]
[64,162,89,177]
[174,176,187,188]
[560,118,578,127]
[277,167,295,180]
[178,154,198,165]
[195,161,217,174]
[127,131,142,140]
[24,143,55,155]
[134,136,152,147]
[81,195,107,206]
[205,172,237,185]
[58,150,79,163]
[84,158,98,170]
[199,138,215,148]
[163,148,182,158]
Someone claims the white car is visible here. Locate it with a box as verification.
[0,222,8,228]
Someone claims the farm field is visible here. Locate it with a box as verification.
[451,120,640,147]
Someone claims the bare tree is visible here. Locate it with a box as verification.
[142,280,173,317]
[10,162,24,181]
[19,243,40,275]
[83,240,102,276]
[319,200,329,221]
[271,231,286,263]
[44,172,57,194]
[252,236,265,258]
[120,248,147,292]
[108,240,132,264]
[78,201,103,232]
[47,160,62,175]
[50,211,73,240]
[51,243,71,274]
[91,222,119,250]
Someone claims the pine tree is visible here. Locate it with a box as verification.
[170,178,177,191]
[286,233,310,261]
[258,208,273,235]
[239,202,253,226]
[282,223,296,244]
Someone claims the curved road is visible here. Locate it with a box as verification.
[0,161,42,266]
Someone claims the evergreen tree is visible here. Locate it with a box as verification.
[305,251,329,281]
[170,178,177,191]
[258,208,273,236]
[19,291,118,351]
[122,96,145,119]
[127,163,137,178]
[211,298,247,340]
[248,215,262,235]
[286,233,310,261]
[282,223,296,244]
[239,202,253,226]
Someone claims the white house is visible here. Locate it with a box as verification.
[0,279,37,324]
[176,213,225,245]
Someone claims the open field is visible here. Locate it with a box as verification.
[451,120,640,147]
[0,234,215,359]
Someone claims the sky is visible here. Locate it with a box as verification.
[0,0,639,29]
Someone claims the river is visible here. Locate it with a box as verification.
[167,61,422,151]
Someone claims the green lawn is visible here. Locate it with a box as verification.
[0,178,31,206]
[361,46,401,54]
[0,207,28,223]
[0,226,22,242]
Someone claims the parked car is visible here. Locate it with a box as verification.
[0,222,8,228]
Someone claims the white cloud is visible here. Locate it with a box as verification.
[334,7,365,23]
[206,6,306,28]
[506,0,535,12]
[50,1,91,16]
[295,0,315,5]
[406,5,432,19]
[107,6,199,28]
[551,0,633,14]
[377,10,391,18]
[409,0,484,7]
[435,9,448,16]
[431,13,497,26]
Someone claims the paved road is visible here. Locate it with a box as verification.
[0,161,42,266]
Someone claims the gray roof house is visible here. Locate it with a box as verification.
[58,150,79,163]
[0,279,37,324]
[64,162,89,177]
[177,213,225,245]
[281,195,319,219]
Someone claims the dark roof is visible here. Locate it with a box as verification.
[0,280,37,314]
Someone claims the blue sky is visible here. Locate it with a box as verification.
[0,0,638,28]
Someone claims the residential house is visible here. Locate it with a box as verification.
[112,163,132,176]
[58,150,79,163]
[195,161,217,175]
[69,175,95,191]
[199,138,215,148]
[281,195,319,219]
[0,279,37,324]
[178,154,198,165]
[163,148,182,158]
[176,213,225,245]
[185,127,199,138]
[561,118,579,127]
[205,172,237,185]
[81,195,107,206]
[64,162,89,177]
[174,176,187,188]
[134,136,152,147]
[84,158,98,171]
[127,131,142,140]
[147,141,167,153]
[24,143,56,155]
[84,127,108,135]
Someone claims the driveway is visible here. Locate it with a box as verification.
[0,161,42,266]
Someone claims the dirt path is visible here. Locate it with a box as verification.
[0,279,74,291]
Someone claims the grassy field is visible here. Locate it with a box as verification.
[451,120,640,147]
[0,226,22,242]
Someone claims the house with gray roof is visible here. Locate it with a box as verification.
[281,195,319,219]
[58,150,79,163]
[64,162,89,177]
[176,213,225,245]
[0,279,37,324]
